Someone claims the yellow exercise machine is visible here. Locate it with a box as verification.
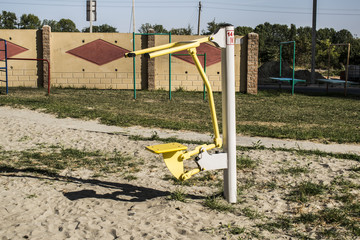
[125,36,226,181]
[125,26,237,203]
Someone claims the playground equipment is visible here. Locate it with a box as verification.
[173,53,207,100]
[132,32,171,99]
[125,26,237,203]
[269,41,306,95]
[0,39,9,94]
[0,39,51,95]
[316,43,358,96]
[131,32,207,100]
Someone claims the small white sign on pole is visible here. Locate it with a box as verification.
[226,29,235,45]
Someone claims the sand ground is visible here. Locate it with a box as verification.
[0,106,359,239]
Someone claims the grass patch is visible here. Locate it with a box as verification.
[204,196,235,212]
[237,155,258,170]
[279,166,310,176]
[237,145,360,162]
[287,181,328,203]
[0,147,136,176]
[350,166,360,172]
[168,188,188,202]
[1,88,360,143]
[257,216,293,232]
[296,207,360,237]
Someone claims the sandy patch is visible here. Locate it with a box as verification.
[0,107,359,239]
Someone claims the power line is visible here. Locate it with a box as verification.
[204,6,360,16]
[205,1,360,12]
[0,1,359,16]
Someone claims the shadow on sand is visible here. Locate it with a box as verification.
[0,165,205,203]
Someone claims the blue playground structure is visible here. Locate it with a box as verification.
[270,41,306,95]
[0,39,8,94]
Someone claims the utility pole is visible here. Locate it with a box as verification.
[311,0,317,84]
[132,0,136,33]
[86,0,96,33]
[197,1,202,35]
[90,0,93,33]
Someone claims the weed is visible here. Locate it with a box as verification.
[124,175,138,181]
[204,196,235,212]
[350,166,360,172]
[220,223,246,235]
[251,140,265,150]
[18,136,31,142]
[25,194,37,199]
[279,166,310,176]
[150,131,159,140]
[261,181,277,190]
[257,216,293,232]
[238,178,255,192]
[229,226,245,235]
[175,86,185,92]
[168,188,187,202]
[241,207,262,220]
[287,181,327,203]
[237,155,258,170]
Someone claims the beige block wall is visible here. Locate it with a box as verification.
[51,32,140,89]
[0,30,257,93]
[0,30,39,88]
[154,35,244,92]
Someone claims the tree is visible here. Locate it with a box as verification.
[57,18,79,32]
[316,39,340,69]
[19,14,41,29]
[234,26,253,36]
[317,28,336,42]
[254,22,288,63]
[138,23,168,33]
[42,19,61,32]
[82,24,117,32]
[169,25,192,35]
[0,11,17,29]
[334,29,353,44]
[202,19,227,35]
[295,27,312,67]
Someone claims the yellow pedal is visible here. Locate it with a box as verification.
[146,143,188,179]
[146,142,187,154]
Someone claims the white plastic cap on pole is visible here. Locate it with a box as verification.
[211,25,237,203]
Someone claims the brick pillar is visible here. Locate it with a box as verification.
[147,29,155,90]
[42,25,51,89]
[246,33,259,95]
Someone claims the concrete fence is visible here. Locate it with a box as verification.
[0,26,259,94]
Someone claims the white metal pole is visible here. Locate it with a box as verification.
[222,25,237,203]
[89,0,93,33]
[132,0,135,33]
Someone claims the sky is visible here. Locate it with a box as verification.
[0,0,359,37]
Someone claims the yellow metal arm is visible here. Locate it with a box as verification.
[124,37,210,58]
[137,36,224,181]
[125,41,178,58]
[180,144,216,160]
[188,47,222,148]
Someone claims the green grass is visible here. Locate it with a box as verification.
[296,207,360,237]
[168,188,188,202]
[203,196,235,212]
[237,145,360,162]
[279,166,310,176]
[0,146,137,176]
[237,155,258,170]
[1,88,360,143]
[287,181,328,203]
